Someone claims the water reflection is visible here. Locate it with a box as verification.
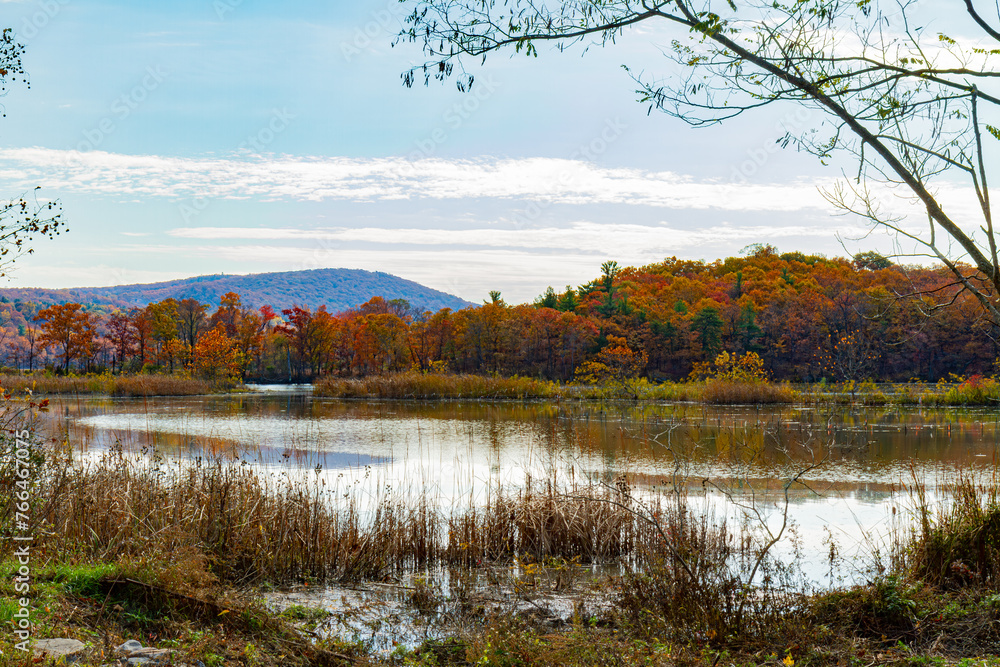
[42,393,1000,483]
[37,390,1000,584]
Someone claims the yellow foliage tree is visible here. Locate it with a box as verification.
[690,351,769,383]
[574,335,648,399]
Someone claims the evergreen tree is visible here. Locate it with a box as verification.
[692,306,724,358]
[558,286,579,312]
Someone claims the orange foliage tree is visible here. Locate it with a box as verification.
[35,303,96,373]
[192,326,244,386]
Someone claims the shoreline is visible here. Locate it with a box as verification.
[6,370,1000,407]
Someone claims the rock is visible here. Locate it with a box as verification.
[126,647,176,664]
[116,640,144,656]
[33,638,87,663]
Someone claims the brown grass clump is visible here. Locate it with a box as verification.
[315,371,560,400]
[906,475,1000,588]
[41,447,441,584]
[35,447,664,586]
[0,373,212,396]
[445,481,655,566]
[109,374,213,396]
[700,379,795,404]
[614,500,806,646]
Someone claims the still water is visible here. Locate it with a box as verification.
[38,385,1000,585]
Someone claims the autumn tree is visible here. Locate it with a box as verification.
[19,301,40,372]
[147,299,181,372]
[176,298,207,349]
[209,292,243,337]
[398,0,1000,323]
[352,313,410,374]
[35,303,95,373]
[455,297,509,373]
[276,305,342,378]
[106,312,136,373]
[574,335,648,399]
[408,308,455,371]
[307,307,341,375]
[128,307,153,367]
[192,325,243,387]
[207,295,272,378]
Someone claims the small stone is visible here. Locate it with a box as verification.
[33,639,87,663]
[116,640,144,656]
[128,648,176,664]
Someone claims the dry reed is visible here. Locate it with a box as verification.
[445,480,657,566]
[700,379,796,404]
[314,372,560,400]
[904,474,1000,587]
[36,447,665,585]
[0,374,212,396]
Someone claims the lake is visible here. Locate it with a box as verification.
[38,385,1000,589]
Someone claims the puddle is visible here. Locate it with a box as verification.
[265,563,619,653]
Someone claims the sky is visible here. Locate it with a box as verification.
[0,0,981,305]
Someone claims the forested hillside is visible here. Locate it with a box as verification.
[7,248,997,382]
[0,268,471,314]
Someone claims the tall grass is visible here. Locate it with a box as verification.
[30,441,817,644]
[905,474,1000,587]
[37,447,665,584]
[0,373,213,396]
[315,372,561,399]
[445,479,651,566]
[700,379,796,404]
[796,377,1000,407]
[315,371,797,404]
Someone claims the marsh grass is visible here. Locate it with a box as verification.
[30,440,827,652]
[904,474,1000,588]
[36,446,672,585]
[0,373,212,396]
[444,480,658,566]
[315,372,561,399]
[0,555,362,667]
[314,372,799,404]
[19,413,1000,664]
[700,378,796,404]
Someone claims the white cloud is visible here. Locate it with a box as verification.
[168,221,867,255]
[0,147,834,212]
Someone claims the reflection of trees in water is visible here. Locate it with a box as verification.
[41,394,1000,486]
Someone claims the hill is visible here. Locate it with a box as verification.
[0,269,473,314]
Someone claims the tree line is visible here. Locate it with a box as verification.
[5,248,997,383]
